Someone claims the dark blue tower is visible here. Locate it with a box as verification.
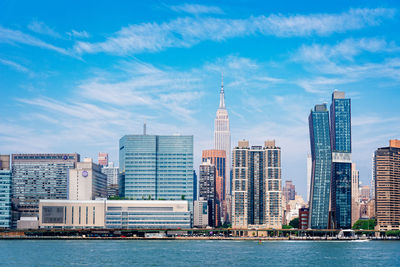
[309,104,332,229]
[330,91,352,229]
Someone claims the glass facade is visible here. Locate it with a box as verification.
[248,147,265,225]
[309,104,332,229]
[11,153,79,227]
[331,162,352,228]
[119,135,194,209]
[330,92,352,229]
[0,170,12,228]
[105,206,191,229]
[199,161,216,227]
[331,96,351,153]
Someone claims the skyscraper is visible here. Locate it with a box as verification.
[232,140,249,227]
[330,91,352,229]
[202,149,226,223]
[0,155,11,228]
[199,160,217,227]
[374,139,400,231]
[308,104,332,229]
[214,77,231,204]
[11,153,79,228]
[119,134,193,208]
[231,140,282,229]
[264,140,283,228]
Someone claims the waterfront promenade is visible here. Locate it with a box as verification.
[1,229,399,241]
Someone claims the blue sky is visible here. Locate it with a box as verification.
[1,0,400,198]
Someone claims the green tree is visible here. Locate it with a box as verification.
[181,195,185,200]
[289,218,299,229]
[386,230,400,236]
[282,225,293,229]
[352,219,376,230]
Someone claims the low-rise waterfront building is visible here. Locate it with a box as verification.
[39,199,191,229]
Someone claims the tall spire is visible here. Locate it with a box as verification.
[219,73,225,109]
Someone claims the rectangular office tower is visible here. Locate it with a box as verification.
[101,162,120,198]
[309,104,332,229]
[202,149,226,224]
[0,155,12,228]
[198,160,217,227]
[231,140,282,229]
[119,135,194,207]
[11,153,79,228]
[69,158,107,200]
[330,91,352,229]
[374,140,400,231]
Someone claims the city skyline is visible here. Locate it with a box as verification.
[2,1,400,198]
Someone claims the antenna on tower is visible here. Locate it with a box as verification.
[221,72,224,91]
[143,121,147,135]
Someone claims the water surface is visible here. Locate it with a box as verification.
[1,240,399,266]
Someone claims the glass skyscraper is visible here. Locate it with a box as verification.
[199,160,217,227]
[309,104,332,229]
[0,155,12,228]
[119,135,194,209]
[330,91,352,229]
[11,153,79,227]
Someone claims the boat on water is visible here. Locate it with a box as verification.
[337,229,370,241]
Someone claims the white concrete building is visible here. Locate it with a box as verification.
[39,200,191,229]
[68,158,107,201]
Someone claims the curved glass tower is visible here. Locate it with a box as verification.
[309,104,332,229]
[330,91,352,229]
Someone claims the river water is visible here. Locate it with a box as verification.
[1,240,399,266]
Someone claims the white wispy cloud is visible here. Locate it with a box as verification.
[170,3,224,15]
[67,30,90,39]
[17,97,128,120]
[293,36,400,93]
[0,58,30,73]
[0,26,71,56]
[295,37,399,62]
[297,76,354,94]
[77,60,203,121]
[73,7,396,55]
[28,20,61,38]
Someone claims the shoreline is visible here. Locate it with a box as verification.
[0,236,399,241]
